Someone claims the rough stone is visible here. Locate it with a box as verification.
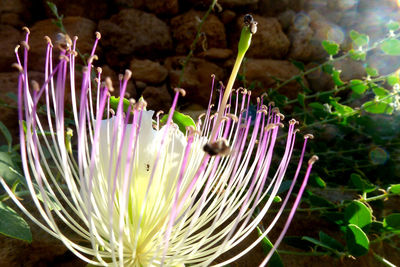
[165,56,224,107]
[278,9,296,31]
[0,0,31,27]
[145,0,179,15]
[219,0,259,8]
[130,59,168,84]
[141,84,172,112]
[259,0,304,16]
[0,72,19,138]
[199,48,233,60]
[171,10,226,54]
[43,0,109,21]
[28,17,97,72]
[114,0,145,9]
[221,10,236,24]
[0,25,21,72]
[236,15,290,59]
[287,12,330,62]
[241,59,308,99]
[98,9,172,57]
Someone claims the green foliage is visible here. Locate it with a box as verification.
[319,231,344,252]
[365,66,379,77]
[346,224,369,256]
[349,30,369,47]
[254,22,400,265]
[383,214,400,231]
[0,121,12,152]
[349,80,368,94]
[322,40,340,56]
[257,227,284,267]
[309,175,326,189]
[381,38,400,55]
[349,49,366,61]
[344,201,372,230]
[389,184,400,194]
[331,69,345,86]
[362,101,393,115]
[386,20,400,31]
[109,96,131,113]
[0,202,32,242]
[160,111,196,134]
[350,173,375,193]
[386,75,399,86]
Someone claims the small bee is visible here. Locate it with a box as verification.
[203,139,230,157]
[145,163,150,172]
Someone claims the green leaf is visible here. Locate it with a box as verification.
[331,100,354,117]
[297,93,305,107]
[308,102,325,110]
[346,224,369,256]
[0,121,12,152]
[302,236,326,248]
[344,200,372,230]
[387,75,399,86]
[372,86,389,98]
[383,214,400,231]
[362,101,393,115]
[310,175,326,188]
[273,196,282,203]
[365,66,379,77]
[322,40,340,56]
[5,92,17,102]
[46,1,59,17]
[277,180,292,194]
[349,49,366,61]
[290,60,305,71]
[0,202,32,242]
[331,69,345,86]
[308,193,335,208]
[319,231,345,252]
[389,184,400,194]
[349,30,369,47]
[109,96,131,113]
[322,64,334,74]
[349,79,368,94]
[0,152,20,185]
[350,173,376,193]
[386,20,400,31]
[381,38,400,55]
[160,111,196,134]
[256,227,284,267]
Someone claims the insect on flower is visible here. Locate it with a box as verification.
[1,17,317,267]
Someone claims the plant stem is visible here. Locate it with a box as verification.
[373,252,397,267]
